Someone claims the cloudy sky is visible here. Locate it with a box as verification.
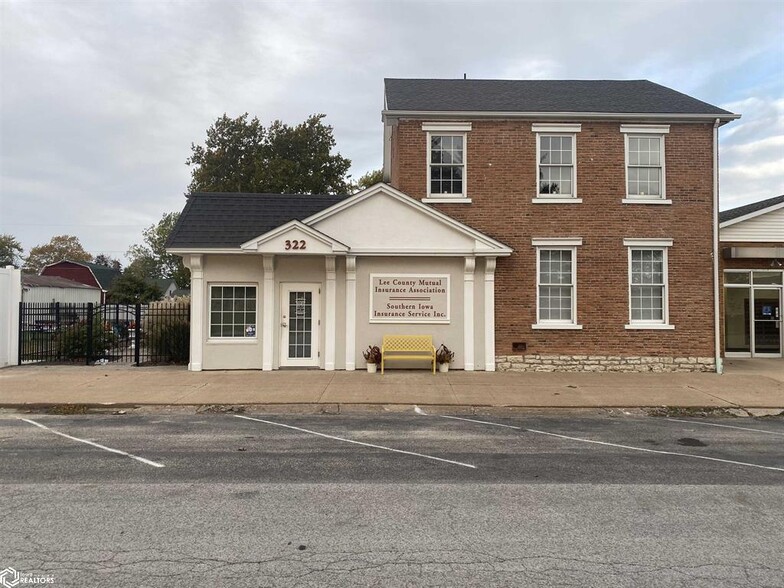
[1,0,782,262]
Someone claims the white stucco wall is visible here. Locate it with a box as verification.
[201,255,264,370]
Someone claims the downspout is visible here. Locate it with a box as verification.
[713,118,723,374]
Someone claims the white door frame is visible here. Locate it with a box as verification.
[279,282,321,367]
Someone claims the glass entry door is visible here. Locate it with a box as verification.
[753,288,782,356]
[280,284,320,367]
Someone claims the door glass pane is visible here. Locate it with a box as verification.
[724,287,750,353]
[753,289,781,355]
[288,290,313,359]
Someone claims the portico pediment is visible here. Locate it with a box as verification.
[304,183,513,256]
[240,220,349,255]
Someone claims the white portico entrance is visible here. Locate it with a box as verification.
[176,184,512,372]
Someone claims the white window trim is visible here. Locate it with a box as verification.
[625,245,672,329]
[535,132,578,201]
[426,131,468,200]
[622,127,667,202]
[422,122,472,132]
[208,283,259,341]
[532,244,582,330]
[532,123,582,133]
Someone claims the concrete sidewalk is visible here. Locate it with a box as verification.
[0,358,782,409]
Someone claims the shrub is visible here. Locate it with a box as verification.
[56,319,118,361]
[142,302,190,364]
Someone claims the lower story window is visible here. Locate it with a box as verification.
[537,248,576,323]
[209,285,257,338]
[629,249,666,323]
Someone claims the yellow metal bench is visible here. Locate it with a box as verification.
[381,335,436,374]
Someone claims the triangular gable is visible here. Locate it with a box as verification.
[240,220,349,254]
[304,183,513,256]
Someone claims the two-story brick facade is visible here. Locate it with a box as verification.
[168,79,739,373]
[382,79,739,372]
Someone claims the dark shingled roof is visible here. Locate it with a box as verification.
[384,79,735,117]
[720,194,784,223]
[81,262,121,290]
[166,193,349,248]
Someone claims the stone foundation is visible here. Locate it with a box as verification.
[495,355,716,373]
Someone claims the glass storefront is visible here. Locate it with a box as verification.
[724,271,783,357]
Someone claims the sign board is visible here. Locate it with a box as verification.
[370,274,450,323]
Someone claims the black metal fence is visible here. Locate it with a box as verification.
[19,302,190,366]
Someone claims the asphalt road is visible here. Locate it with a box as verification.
[1,409,783,587]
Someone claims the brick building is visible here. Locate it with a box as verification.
[168,79,740,373]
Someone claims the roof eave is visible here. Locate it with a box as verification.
[382,110,740,124]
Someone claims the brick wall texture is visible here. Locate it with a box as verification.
[390,119,718,368]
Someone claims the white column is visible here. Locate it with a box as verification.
[188,254,204,371]
[345,255,357,371]
[262,255,275,371]
[463,257,475,371]
[484,257,497,371]
[324,255,337,371]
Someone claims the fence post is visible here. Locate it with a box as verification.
[86,303,94,365]
[134,304,141,366]
[17,301,23,366]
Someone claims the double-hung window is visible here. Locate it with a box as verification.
[209,285,258,338]
[621,125,669,203]
[533,124,581,203]
[624,239,674,329]
[532,238,582,329]
[423,122,471,202]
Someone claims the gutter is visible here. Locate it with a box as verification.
[382,110,741,123]
[713,118,723,375]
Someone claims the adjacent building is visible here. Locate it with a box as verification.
[168,78,741,372]
[720,195,784,358]
[40,260,121,303]
[21,275,101,305]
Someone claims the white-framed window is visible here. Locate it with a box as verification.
[532,124,581,204]
[423,122,471,202]
[621,125,669,203]
[624,239,673,329]
[532,238,582,329]
[428,133,465,197]
[209,284,258,338]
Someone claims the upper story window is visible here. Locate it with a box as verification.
[532,124,581,204]
[422,122,472,203]
[621,125,670,204]
[429,134,464,196]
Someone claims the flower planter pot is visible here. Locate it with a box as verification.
[438,363,449,373]
[367,363,378,374]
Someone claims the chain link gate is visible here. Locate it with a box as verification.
[18,302,190,366]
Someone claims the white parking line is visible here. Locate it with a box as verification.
[18,418,165,468]
[431,414,784,473]
[666,418,784,437]
[233,414,477,469]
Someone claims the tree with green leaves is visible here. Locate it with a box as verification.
[356,169,383,190]
[187,113,352,195]
[127,212,189,288]
[107,272,163,304]
[0,234,24,267]
[24,235,92,274]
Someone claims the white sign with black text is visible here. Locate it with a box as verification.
[370,274,450,324]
